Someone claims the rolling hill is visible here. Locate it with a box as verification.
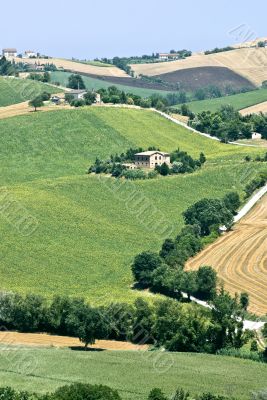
[0,76,61,107]
[0,107,265,304]
[0,345,266,400]
[130,47,267,87]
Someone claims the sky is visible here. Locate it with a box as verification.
[1,0,266,60]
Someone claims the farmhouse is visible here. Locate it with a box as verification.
[2,48,17,58]
[252,132,262,140]
[24,50,37,58]
[134,151,171,169]
[66,89,87,100]
[158,53,181,61]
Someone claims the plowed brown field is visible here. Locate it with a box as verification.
[186,196,267,315]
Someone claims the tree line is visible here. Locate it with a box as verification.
[0,288,264,356]
[0,383,250,400]
[189,105,267,142]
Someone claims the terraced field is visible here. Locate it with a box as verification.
[0,107,265,303]
[186,195,267,315]
[130,47,267,86]
[0,76,60,107]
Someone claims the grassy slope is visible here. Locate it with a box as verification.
[0,107,265,302]
[0,77,61,107]
[0,347,266,400]
[185,88,267,114]
[50,71,176,97]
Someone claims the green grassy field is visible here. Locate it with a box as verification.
[50,71,176,97]
[0,346,266,400]
[183,88,267,114]
[0,107,265,302]
[0,77,61,107]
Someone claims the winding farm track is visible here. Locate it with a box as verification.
[186,195,267,315]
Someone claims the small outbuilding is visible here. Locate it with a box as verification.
[252,132,262,140]
[66,90,87,100]
[24,50,37,58]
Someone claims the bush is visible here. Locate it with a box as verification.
[71,99,85,107]
[47,383,121,400]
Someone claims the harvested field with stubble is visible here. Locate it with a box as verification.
[240,100,267,115]
[186,196,267,316]
[130,47,267,86]
[0,332,148,351]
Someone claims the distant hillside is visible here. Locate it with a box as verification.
[13,57,128,78]
[0,77,61,107]
[130,47,267,87]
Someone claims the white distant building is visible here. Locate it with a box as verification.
[252,132,262,140]
[66,90,87,100]
[2,48,17,58]
[158,53,181,61]
[24,50,37,58]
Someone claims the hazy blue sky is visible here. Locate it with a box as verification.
[1,0,266,59]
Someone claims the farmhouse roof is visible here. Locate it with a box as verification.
[135,151,170,156]
[67,89,87,94]
[3,48,17,52]
[159,53,180,56]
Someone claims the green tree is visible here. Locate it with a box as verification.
[223,192,241,214]
[195,266,217,300]
[240,292,249,311]
[84,91,96,105]
[67,74,86,89]
[148,388,167,400]
[52,383,121,400]
[29,96,44,111]
[199,152,206,164]
[131,252,163,287]
[159,163,170,176]
[65,301,108,348]
[250,339,258,352]
[181,271,198,300]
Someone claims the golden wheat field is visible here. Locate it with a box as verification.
[131,48,267,86]
[186,196,267,316]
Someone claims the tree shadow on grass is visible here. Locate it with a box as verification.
[69,346,105,352]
